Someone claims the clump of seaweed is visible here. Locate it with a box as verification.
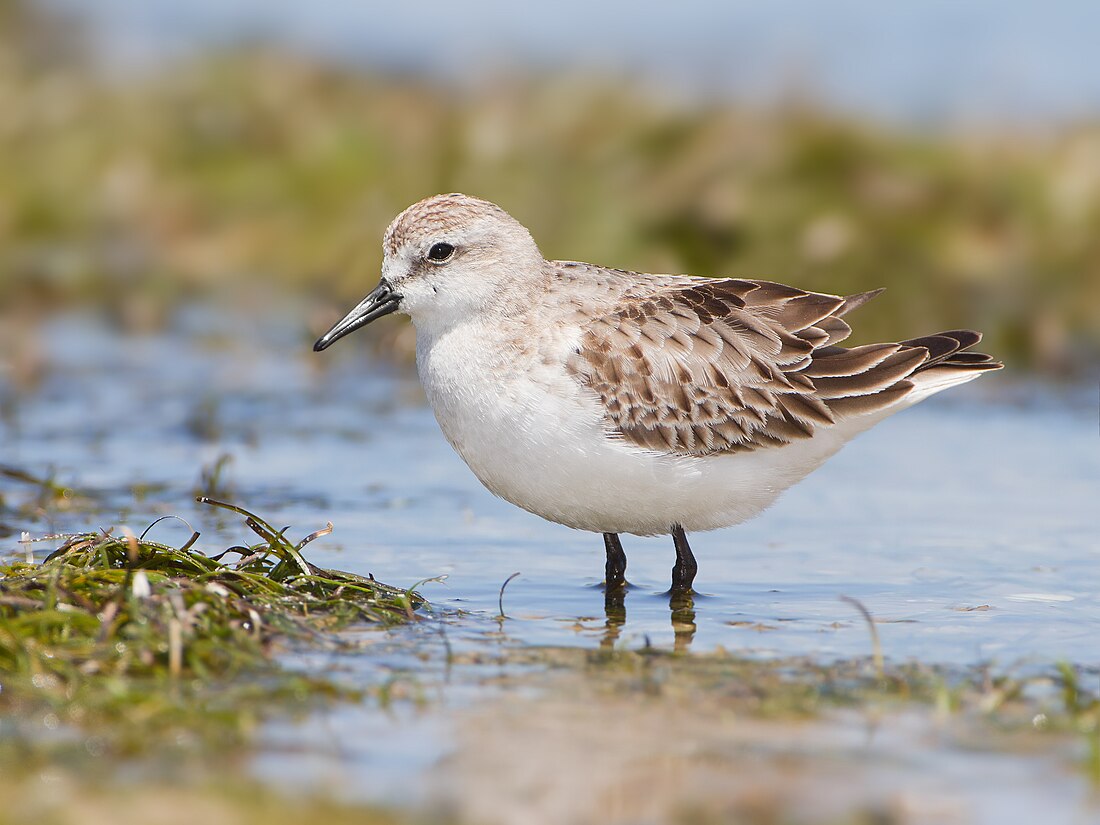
[0,498,424,754]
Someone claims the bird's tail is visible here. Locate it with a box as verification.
[900,329,1003,402]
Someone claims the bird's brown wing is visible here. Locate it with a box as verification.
[566,277,997,456]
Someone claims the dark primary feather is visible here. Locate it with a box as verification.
[567,276,1002,456]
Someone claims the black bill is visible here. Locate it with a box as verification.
[313,279,401,352]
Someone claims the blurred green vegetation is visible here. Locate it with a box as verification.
[2,2,1098,373]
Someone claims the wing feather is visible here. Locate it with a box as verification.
[564,270,1002,456]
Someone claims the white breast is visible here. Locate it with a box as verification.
[413,318,878,537]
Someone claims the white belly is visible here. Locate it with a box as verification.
[415,322,877,537]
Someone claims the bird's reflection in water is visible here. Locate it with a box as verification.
[601,586,627,650]
[669,589,697,651]
[599,586,697,651]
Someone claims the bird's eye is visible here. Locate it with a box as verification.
[427,242,455,263]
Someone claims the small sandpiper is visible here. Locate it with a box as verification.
[315,193,1001,593]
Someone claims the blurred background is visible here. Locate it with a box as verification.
[3,0,1100,375]
[3,6,1099,820]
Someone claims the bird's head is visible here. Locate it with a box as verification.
[314,193,544,351]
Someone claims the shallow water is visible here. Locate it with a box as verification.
[2,307,1098,822]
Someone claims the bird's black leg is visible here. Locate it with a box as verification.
[603,532,627,591]
[670,524,698,593]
